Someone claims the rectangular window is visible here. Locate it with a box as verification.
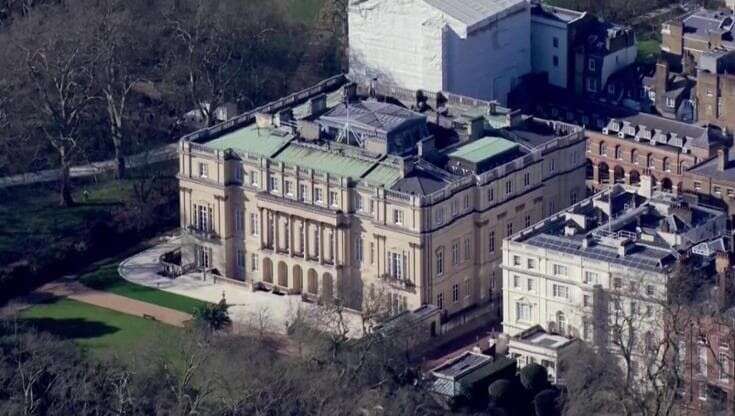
[387,251,405,279]
[464,238,471,260]
[583,294,591,307]
[513,256,521,266]
[513,275,520,288]
[552,284,569,299]
[451,199,459,216]
[465,279,471,298]
[234,208,244,233]
[524,172,530,187]
[488,188,494,202]
[355,194,363,211]
[284,180,293,196]
[516,302,531,321]
[553,264,567,276]
[393,209,404,225]
[437,293,444,309]
[506,180,512,195]
[436,248,444,276]
[198,162,208,178]
[355,237,363,263]
[236,249,245,268]
[269,176,279,192]
[525,215,531,228]
[452,241,460,265]
[506,222,513,237]
[584,271,598,285]
[700,346,708,377]
[553,55,559,67]
[329,191,338,207]
[435,208,444,225]
[527,278,535,291]
[464,194,470,210]
[251,254,259,271]
[314,188,323,204]
[299,184,308,202]
[719,350,729,381]
[613,277,622,289]
[249,213,259,236]
[488,231,496,253]
[527,258,535,269]
[452,284,459,303]
[553,37,559,48]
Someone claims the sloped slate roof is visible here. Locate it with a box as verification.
[319,101,424,136]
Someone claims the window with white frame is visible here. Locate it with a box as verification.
[329,191,339,207]
[251,254,259,271]
[506,222,513,237]
[314,188,323,204]
[249,213,259,236]
[393,209,404,225]
[435,207,444,225]
[284,180,293,196]
[269,176,279,192]
[719,350,729,381]
[527,258,535,269]
[299,184,308,202]
[464,238,471,260]
[524,172,530,187]
[355,237,363,263]
[552,264,567,276]
[193,204,213,232]
[488,188,494,202]
[516,302,532,321]
[513,255,521,266]
[387,251,406,280]
[584,271,598,284]
[506,180,512,195]
[435,248,444,276]
[355,194,363,211]
[451,240,460,265]
[552,284,570,299]
[452,284,459,302]
[488,231,496,253]
[513,275,520,288]
[527,278,535,292]
[198,162,208,178]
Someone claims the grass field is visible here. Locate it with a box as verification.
[0,179,132,264]
[288,0,324,24]
[19,298,180,356]
[79,261,210,314]
[637,39,661,64]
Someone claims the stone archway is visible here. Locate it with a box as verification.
[307,269,318,295]
[629,170,641,186]
[277,261,288,287]
[292,265,303,293]
[613,166,625,184]
[661,178,673,193]
[598,162,610,184]
[262,258,273,284]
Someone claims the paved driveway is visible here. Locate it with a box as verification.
[118,238,364,337]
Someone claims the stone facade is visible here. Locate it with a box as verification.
[177,75,586,328]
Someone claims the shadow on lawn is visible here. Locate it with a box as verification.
[20,317,119,340]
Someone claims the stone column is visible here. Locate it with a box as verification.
[303,219,310,260]
[288,215,294,256]
[273,211,279,251]
[592,164,600,183]
[317,222,323,264]
[258,207,266,249]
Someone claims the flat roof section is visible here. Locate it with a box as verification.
[362,164,402,187]
[449,136,519,164]
[205,125,292,157]
[273,144,376,179]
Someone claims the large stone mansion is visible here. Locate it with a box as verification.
[177,75,586,326]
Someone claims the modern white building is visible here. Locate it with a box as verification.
[530,3,587,89]
[348,0,531,105]
[501,182,728,362]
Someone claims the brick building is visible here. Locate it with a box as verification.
[696,50,735,132]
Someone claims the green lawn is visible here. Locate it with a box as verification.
[79,261,210,315]
[288,0,324,24]
[0,179,132,265]
[637,39,661,64]
[18,298,180,356]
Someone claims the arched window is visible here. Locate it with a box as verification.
[615,145,622,159]
[557,311,566,336]
[599,142,608,156]
[662,157,670,172]
[631,149,638,164]
[646,153,654,168]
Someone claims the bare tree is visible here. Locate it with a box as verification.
[4,2,99,206]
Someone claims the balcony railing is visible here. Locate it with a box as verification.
[185,225,220,242]
[379,273,416,292]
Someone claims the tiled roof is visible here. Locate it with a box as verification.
[319,101,425,136]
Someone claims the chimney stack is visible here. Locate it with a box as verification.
[718,148,729,172]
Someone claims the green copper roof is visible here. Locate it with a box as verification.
[274,145,376,179]
[449,136,518,164]
[206,125,291,157]
[363,164,402,186]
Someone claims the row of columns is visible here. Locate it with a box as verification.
[257,207,343,266]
